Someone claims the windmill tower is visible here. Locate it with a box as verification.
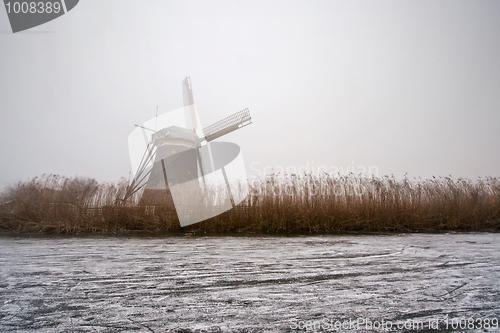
[127,77,251,225]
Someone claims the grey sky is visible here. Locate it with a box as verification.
[1,0,499,190]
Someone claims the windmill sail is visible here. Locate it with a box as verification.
[182,77,197,130]
[203,108,252,142]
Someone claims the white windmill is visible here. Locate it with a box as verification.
[126,77,252,226]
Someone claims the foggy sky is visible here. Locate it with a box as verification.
[1,0,499,190]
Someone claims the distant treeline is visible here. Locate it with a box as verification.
[1,173,499,233]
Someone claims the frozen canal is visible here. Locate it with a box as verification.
[1,233,499,332]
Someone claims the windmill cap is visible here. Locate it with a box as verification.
[152,126,200,146]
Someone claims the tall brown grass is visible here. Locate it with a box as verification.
[1,173,499,233]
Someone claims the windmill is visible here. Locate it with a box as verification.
[126,77,252,226]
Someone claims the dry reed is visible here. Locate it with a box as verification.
[1,173,499,233]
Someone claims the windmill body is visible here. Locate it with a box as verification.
[139,126,201,207]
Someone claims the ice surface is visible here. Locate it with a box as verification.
[0,233,499,332]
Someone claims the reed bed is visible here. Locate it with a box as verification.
[1,173,499,233]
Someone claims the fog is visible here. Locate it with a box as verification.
[1,0,500,191]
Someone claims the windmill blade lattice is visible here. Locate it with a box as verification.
[203,108,252,142]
